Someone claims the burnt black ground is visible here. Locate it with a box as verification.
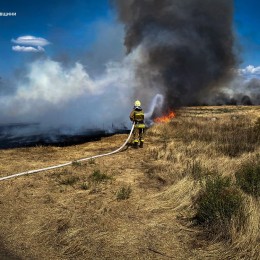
[0,123,129,149]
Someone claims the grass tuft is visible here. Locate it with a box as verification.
[89,169,111,183]
[59,176,79,185]
[88,158,96,165]
[185,161,211,180]
[195,175,245,238]
[235,159,260,197]
[71,161,82,167]
[80,182,89,190]
[116,186,132,200]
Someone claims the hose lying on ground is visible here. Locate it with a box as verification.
[0,124,135,182]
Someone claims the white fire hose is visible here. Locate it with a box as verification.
[0,124,135,182]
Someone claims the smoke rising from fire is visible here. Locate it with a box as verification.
[113,0,237,107]
[208,77,260,106]
[0,52,141,133]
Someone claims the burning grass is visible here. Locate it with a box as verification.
[154,111,176,123]
[0,106,259,259]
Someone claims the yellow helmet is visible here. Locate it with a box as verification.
[134,100,141,107]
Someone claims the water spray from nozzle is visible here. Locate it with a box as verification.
[145,94,164,125]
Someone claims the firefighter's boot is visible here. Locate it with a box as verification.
[133,142,139,149]
[140,141,144,148]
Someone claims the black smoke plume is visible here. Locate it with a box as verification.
[113,0,237,108]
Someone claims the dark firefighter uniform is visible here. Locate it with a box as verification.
[130,100,145,148]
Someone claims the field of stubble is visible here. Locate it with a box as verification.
[0,106,259,260]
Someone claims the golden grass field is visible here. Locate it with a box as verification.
[0,106,259,260]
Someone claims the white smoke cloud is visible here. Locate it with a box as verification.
[11,36,50,46]
[12,45,45,52]
[0,48,152,132]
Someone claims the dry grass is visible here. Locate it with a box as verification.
[0,106,259,259]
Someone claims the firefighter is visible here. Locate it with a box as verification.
[130,100,145,148]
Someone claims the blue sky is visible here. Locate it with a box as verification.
[0,0,117,77]
[234,0,260,67]
[0,0,260,78]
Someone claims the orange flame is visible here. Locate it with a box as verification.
[154,111,176,123]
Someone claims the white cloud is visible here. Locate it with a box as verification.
[238,65,260,78]
[11,35,50,47]
[12,45,45,52]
